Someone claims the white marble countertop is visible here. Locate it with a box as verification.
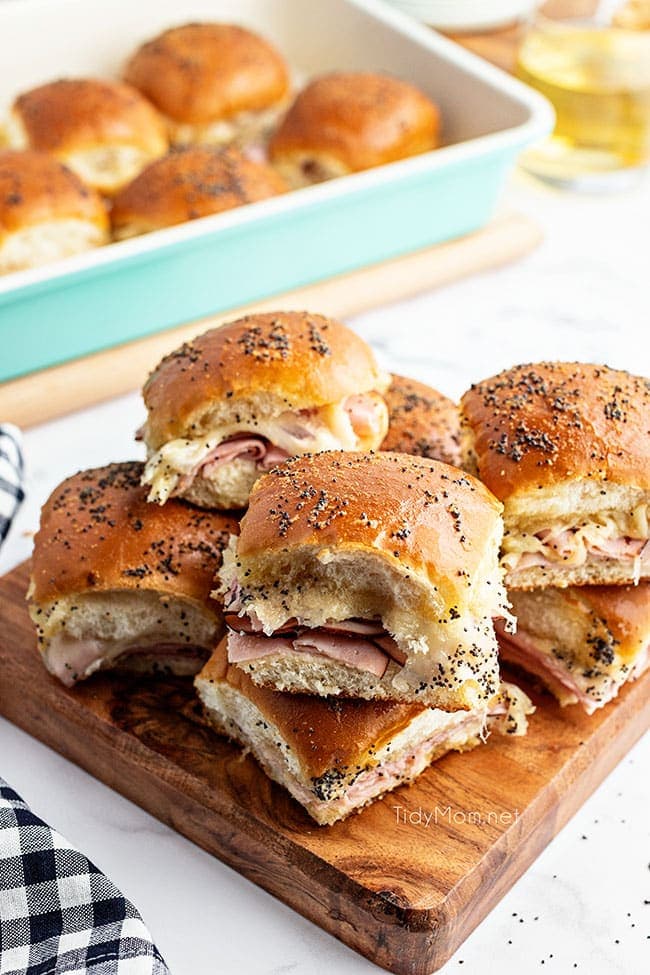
[1,168,649,974]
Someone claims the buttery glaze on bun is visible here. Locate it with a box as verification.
[124,23,290,147]
[28,462,239,686]
[461,362,650,590]
[0,150,109,274]
[269,72,441,187]
[381,374,461,466]
[196,637,488,825]
[140,311,390,509]
[6,78,168,195]
[218,451,510,710]
[111,146,285,239]
[499,582,650,714]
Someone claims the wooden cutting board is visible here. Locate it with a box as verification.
[1,561,647,975]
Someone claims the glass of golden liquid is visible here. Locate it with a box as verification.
[516,1,650,187]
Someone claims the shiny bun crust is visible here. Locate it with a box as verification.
[239,451,503,601]
[124,23,290,125]
[200,637,424,780]
[111,146,285,239]
[30,461,238,607]
[269,72,440,174]
[9,79,168,193]
[142,311,388,450]
[0,150,108,271]
[460,362,650,500]
[381,374,461,466]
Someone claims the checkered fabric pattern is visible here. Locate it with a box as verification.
[0,425,24,546]
[0,779,170,975]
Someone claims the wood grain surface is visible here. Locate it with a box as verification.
[0,212,541,429]
[2,561,647,974]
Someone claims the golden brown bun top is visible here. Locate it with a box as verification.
[269,71,440,171]
[143,311,387,448]
[124,23,290,124]
[0,150,108,236]
[381,374,461,466]
[31,462,239,606]
[111,146,285,234]
[13,79,168,156]
[569,582,650,653]
[239,451,503,595]
[461,362,650,499]
[202,637,424,779]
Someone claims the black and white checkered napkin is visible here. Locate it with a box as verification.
[0,779,170,975]
[0,424,24,547]
[0,426,170,973]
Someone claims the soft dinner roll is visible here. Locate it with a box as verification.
[196,641,532,824]
[269,72,440,188]
[218,451,511,710]
[111,145,285,239]
[0,149,108,274]
[124,23,290,148]
[460,362,650,590]
[381,374,461,466]
[140,311,390,509]
[498,583,650,714]
[28,462,239,686]
[7,78,168,195]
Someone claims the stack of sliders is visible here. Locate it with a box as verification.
[28,310,532,825]
[461,362,650,714]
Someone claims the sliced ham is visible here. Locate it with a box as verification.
[201,435,290,480]
[511,532,650,574]
[227,627,391,678]
[344,393,384,438]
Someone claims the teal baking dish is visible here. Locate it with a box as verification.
[0,0,552,382]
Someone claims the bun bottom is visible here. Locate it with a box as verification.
[180,457,258,510]
[234,650,483,711]
[271,151,350,189]
[0,219,106,274]
[505,558,648,591]
[196,674,485,825]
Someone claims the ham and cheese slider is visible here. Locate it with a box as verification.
[218,451,512,709]
[111,146,285,240]
[139,311,390,510]
[461,362,650,590]
[196,640,532,825]
[124,23,290,148]
[0,150,108,274]
[381,374,461,466]
[269,72,440,188]
[28,462,238,686]
[498,583,650,714]
[6,79,168,195]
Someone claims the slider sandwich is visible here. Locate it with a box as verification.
[140,311,390,509]
[461,362,650,589]
[381,374,461,466]
[196,639,533,825]
[498,583,650,714]
[28,462,238,686]
[124,23,290,148]
[218,451,512,709]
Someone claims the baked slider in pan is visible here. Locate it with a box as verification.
[381,374,461,466]
[124,23,290,148]
[0,149,108,274]
[460,362,650,590]
[6,78,168,195]
[28,462,238,686]
[140,311,390,509]
[498,583,650,714]
[218,451,511,709]
[111,145,285,240]
[196,639,532,825]
[269,72,440,188]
